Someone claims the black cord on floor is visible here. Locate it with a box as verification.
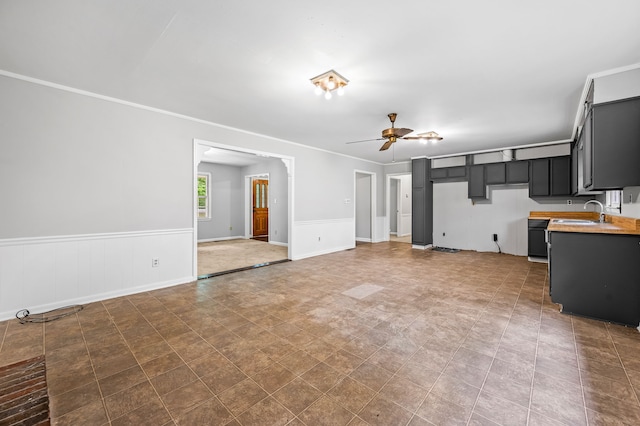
[495,241,502,254]
[16,305,84,324]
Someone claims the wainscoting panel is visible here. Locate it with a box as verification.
[0,229,194,321]
[291,218,355,260]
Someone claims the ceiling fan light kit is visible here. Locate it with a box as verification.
[310,69,348,99]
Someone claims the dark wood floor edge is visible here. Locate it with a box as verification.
[197,259,291,280]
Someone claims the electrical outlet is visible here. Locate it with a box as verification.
[567,199,572,205]
[151,258,160,268]
[318,236,321,242]
[442,232,445,237]
[493,234,498,242]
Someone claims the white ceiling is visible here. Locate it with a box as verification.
[1,1,639,163]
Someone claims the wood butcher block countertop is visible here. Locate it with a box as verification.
[530,211,640,235]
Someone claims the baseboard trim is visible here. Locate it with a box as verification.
[355,238,372,243]
[412,244,433,250]
[0,275,195,322]
[269,241,289,247]
[291,244,354,261]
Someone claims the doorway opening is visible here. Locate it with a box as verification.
[386,173,412,243]
[354,170,376,243]
[193,139,293,278]
[249,175,269,242]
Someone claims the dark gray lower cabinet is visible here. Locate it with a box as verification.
[528,219,549,258]
[549,231,640,326]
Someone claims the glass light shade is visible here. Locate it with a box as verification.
[314,85,322,96]
[327,78,336,90]
[337,86,345,96]
[324,90,332,100]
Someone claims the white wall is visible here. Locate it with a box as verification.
[621,186,640,218]
[433,181,597,256]
[197,162,244,241]
[0,74,385,319]
[398,174,412,237]
[390,179,398,233]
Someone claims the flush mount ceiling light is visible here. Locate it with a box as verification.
[310,69,348,100]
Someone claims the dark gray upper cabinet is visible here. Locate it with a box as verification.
[529,159,550,197]
[505,160,529,184]
[430,166,467,182]
[429,168,447,179]
[550,156,571,196]
[571,142,579,195]
[529,156,571,197]
[485,163,506,185]
[584,96,640,190]
[412,158,426,188]
[467,165,486,198]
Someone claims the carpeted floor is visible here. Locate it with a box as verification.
[389,234,411,244]
[198,239,288,277]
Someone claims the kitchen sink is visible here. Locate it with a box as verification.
[553,219,598,225]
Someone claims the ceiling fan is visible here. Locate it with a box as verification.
[346,113,442,151]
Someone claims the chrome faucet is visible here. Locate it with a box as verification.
[584,199,605,223]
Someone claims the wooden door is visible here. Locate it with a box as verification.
[252,179,269,238]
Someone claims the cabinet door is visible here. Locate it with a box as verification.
[467,165,486,198]
[485,163,506,185]
[529,159,550,197]
[448,166,467,178]
[583,109,593,188]
[506,161,529,183]
[412,158,426,188]
[592,97,640,189]
[528,228,548,258]
[430,168,447,180]
[549,232,640,325]
[571,142,579,195]
[550,156,571,196]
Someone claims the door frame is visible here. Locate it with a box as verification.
[353,170,376,243]
[385,172,412,241]
[193,139,294,278]
[245,174,269,239]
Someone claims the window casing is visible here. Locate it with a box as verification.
[605,190,621,213]
[197,173,210,219]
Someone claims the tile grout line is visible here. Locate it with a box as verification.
[525,266,551,426]
[465,263,528,425]
[570,315,590,425]
[605,322,640,409]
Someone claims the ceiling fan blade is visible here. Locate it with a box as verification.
[395,128,413,137]
[345,137,385,145]
[379,140,393,151]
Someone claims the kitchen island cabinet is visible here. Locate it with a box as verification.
[548,231,640,326]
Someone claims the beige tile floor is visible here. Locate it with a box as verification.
[1,242,640,425]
